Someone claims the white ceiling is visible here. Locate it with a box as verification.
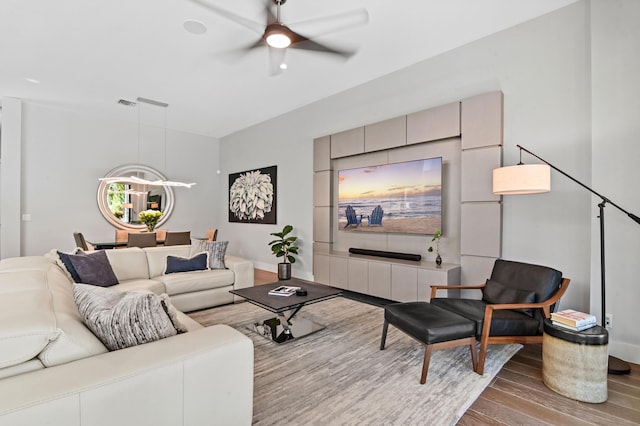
[0,0,577,138]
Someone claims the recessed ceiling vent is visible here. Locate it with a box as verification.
[117,99,137,107]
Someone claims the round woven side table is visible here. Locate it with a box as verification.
[542,319,608,403]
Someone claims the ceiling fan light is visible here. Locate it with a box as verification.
[266,32,291,48]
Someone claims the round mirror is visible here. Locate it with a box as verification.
[97,164,175,230]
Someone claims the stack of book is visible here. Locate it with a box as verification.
[268,285,301,297]
[551,309,597,331]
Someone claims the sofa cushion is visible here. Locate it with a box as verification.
[36,264,108,367]
[430,298,541,338]
[109,278,165,295]
[157,269,235,296]
[164,252,209,275]
[482,279,536,317]
[190,240,228,269]
[0,269,58,369]
[73,284,178,351]
[104,247,150,282]
[68,250,119,287]
[0,255,57,272]
[0,358,44,380]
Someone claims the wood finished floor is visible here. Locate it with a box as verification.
[253,270,640,425]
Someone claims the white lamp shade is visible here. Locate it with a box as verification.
[493,164,551,195]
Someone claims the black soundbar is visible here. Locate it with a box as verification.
[348,248,421,262]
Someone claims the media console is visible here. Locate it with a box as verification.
[313,250,461,302]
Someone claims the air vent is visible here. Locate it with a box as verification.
[117,99,137,107]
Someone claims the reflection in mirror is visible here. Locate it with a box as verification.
[97,165,174,230]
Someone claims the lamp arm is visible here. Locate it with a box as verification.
[517,145,640,225]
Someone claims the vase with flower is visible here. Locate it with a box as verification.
[138,209,163,232]
[427,229,442,266]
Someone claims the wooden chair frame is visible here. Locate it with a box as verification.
[430,277,571,374]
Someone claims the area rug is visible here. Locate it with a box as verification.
[189,297,521,426]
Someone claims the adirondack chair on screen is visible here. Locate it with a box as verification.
[368,205,384,226]
[344,205,365,228]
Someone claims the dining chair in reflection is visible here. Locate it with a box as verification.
[164,231,191,246]
[205,228,218,241]
[155,229,168,243]
[115,229,130,243]
[127,232,157,248]
[73,232,94,251]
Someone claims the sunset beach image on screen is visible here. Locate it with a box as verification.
[337,157,442,235]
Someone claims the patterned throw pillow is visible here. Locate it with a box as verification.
[163,252,209,275]
[66,250,119,287]
[190,239,229,269]
[73,284,178,351]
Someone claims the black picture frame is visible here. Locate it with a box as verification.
[228,165,277,224]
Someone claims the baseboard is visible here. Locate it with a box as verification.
[609,339,640,364]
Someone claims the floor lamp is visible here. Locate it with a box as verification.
[493,144,638,375]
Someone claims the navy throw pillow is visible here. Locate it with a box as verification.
[67,250,119,287]
[164,252,209,275]
[57,250,86,282]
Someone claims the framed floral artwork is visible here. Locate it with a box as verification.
[228,165,277,224]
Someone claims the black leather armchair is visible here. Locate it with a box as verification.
[430,259,570,374]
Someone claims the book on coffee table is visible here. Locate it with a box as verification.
[268,285,301,297]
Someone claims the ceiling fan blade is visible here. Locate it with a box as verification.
[268,47,287,76]
[288,8,369,38]
[188,0,264,35]
[288,30,355,58]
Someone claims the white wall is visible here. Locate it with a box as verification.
[5,101,220,256]
[220,1,640,363]
[590,0,640,363]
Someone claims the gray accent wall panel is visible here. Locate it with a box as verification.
[364,116,407,152]
[313,171,331,207]
[461,91,503,150]
[313,207,332,243]
[330,127,365,159]
[314,91,503,296]
[460,203,502,257]
[460,255,498,289]
[461,147,502,202]
[407,102,461,145]
[313,136,331,172]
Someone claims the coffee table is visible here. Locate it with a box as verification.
[230,279,342,343]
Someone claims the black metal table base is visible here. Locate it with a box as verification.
[249,314,325,344]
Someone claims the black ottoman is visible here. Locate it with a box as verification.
[380,302,477,384]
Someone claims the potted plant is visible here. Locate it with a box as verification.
[427,229,442,266]
[268,224,299,280]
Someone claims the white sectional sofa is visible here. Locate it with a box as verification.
[0,248,255,425]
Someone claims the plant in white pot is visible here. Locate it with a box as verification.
[268,224,299,280]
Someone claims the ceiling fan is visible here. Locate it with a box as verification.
[189,0,369,72]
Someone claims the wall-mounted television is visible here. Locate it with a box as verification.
[337,157,442,235]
